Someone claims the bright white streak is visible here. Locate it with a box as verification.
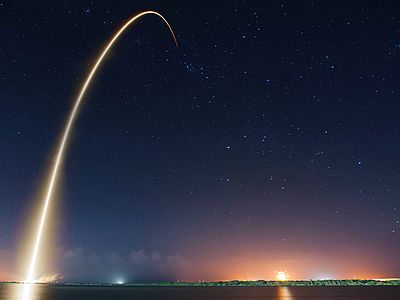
[25,11,178,283]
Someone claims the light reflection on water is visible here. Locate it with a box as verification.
[1,283,400,300]
[19,284,32,300]
[278,286,293,300]
[0,283,39,300]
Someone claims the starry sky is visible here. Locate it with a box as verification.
[1,0,399,283]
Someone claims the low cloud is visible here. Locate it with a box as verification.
[61,247,189,283]
[129,249,151,265]
[105,252,124,265]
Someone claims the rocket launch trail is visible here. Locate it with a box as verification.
[25,11,179,283]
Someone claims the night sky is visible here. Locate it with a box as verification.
[1,0,399,283]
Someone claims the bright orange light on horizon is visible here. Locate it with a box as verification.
[275,270,290,281]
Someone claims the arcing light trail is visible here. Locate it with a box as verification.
[25,11,179,283]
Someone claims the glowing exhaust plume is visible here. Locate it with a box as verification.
[25,11,179,283]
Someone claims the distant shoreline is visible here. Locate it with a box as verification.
[2,279,400,286]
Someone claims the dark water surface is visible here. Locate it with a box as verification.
[1,283,400,300]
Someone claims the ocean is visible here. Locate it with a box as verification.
[1,283,400,300]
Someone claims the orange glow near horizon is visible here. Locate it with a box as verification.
[24,11,178,284]
[275,270,289,281]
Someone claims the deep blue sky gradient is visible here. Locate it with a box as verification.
[1,0,399,282]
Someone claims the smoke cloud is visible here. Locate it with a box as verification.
[62,247,190,283]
